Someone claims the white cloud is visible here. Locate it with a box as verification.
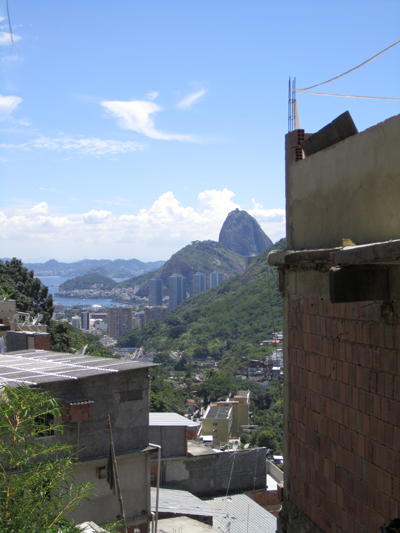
[31,202,48,215]
[83,210,112,224]
[0,136,145,156]
[0,191,286,261]
[101,96,197,142]
[248,199,286,242]
[0,94,22,115]
[0,31,21,45]
[177,88,207,109]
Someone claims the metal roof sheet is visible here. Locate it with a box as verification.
[206,405,231,420]
[204,494,277,533]
[0,350,154,386]
[151,488,226,517]
[149,413,200,427]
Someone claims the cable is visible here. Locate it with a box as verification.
[295,91,400,101]
[294,37,400,92]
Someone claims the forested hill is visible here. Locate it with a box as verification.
[118,238,286,371]
[120,240,246,296]
[58,273,117,292]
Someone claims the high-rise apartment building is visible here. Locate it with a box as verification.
[81,311,90,331]
[192,272,206,295]
[149,278,163,306]
[108,307,133,340]
[71,316,81,329]
[210,270,224,289]
[168,274,187,310]
[143,306,169,326]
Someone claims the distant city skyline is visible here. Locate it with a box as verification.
[1,2,399,262]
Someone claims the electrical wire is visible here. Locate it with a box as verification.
[295,91,400,101]
[294,37,400,92]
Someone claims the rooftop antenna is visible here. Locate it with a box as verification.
[288,77,301,132]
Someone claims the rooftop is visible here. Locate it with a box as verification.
[204,493,277,533]
[149,412,200,427]
[0,350,155,386]
[234,390,250,398]
[151,487,226,518]
[205,405,232,420]
[156,516,220,533]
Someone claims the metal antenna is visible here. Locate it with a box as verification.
[288,77,300,132]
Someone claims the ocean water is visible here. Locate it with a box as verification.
[36,276,115,308]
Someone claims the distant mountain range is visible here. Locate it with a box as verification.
[13,258,165,278]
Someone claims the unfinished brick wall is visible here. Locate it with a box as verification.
[287,295,400,533]
[33,333,51,351]
[254,486,283,506]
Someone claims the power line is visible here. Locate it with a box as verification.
[294,37,400,93]
[295,91,400,101]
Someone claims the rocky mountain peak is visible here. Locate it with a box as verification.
[218,210,272,256]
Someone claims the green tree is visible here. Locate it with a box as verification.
[0,258,54,324]
[0,386,93,532]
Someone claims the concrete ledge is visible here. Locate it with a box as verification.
[268,248,339,267]
[269,239,400,269]
[331,238,400,265]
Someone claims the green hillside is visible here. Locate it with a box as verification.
[118,238,285,371]
[58,273,117,291]
[121,239,246,297]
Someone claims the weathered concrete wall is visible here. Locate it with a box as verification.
[70,452,150,530]
[41,367,151,529]
[43,367,150,459]
[286,114,400,250]
[160,447,266,497]
[149,425,186,458]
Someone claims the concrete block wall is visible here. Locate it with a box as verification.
[284,295,400,533]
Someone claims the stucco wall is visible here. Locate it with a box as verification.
[70,452,150,528]
[286,113,400,250]
[43,367,150,460]
[161,447,266,497]
[40,367,151,529]
[149,425,186,458]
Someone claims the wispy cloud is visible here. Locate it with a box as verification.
[177,88,207,109]
[0,189,286,261]
[101,95,197,142]
[0,94,22,115]
[39,187,65,193]
[0,136,146,156]
[0,31,22,46]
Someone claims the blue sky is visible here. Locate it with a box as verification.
[1,1,399,262]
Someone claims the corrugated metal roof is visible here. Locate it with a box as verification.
[204,494,277,533]
[149,413,200,427]
[151,488,226,517]
[0,350,154,385]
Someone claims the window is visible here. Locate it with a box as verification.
[96,466,107,479]
[35,413,55,437]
